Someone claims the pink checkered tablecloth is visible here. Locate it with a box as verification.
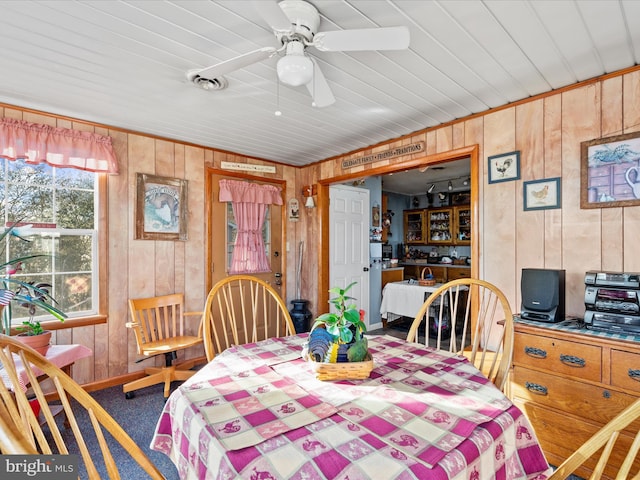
[151,334,551,480]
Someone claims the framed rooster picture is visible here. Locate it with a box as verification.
[488,150,520,184]
[523,177,561,211]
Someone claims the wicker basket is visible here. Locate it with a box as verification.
[307,353,374,381]
[418,267,436,286]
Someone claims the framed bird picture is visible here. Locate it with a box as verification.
[488,151,520,184]
[135,173,188,240]
[523,177,561,211]
[580,131,640,209]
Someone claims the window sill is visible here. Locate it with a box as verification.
[35,315,107,332]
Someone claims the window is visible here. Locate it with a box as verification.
[226,203,271,272]
[1,158,97,323]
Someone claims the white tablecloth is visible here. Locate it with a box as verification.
[379,280,443,319]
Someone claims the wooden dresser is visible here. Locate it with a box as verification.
[512,318,640,479]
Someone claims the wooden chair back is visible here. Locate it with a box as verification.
[548,397,640,479]
[406,278,514,392]
[0,334,165,479]
[127,293,202,357]
[203,275,296,361]
[125,293,203,397]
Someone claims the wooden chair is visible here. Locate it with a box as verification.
[548,397,640,479]
[124,293,203,398]
[203,275,296,361]
[0,334,165,479]
[406,278,514,392]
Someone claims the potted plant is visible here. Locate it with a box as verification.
[307,282,369,364]
[0,223,67,354]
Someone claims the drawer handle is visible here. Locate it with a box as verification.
[628,369,640,382]
[525,382,548,396]
[560,354,586,367]
[524,346,547,359]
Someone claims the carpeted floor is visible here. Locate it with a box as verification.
[65,383,181,479]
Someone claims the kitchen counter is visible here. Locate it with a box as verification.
[400,260,470,268]
[400,261,470,283]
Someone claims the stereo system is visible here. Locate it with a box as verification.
[584,271,640,334]
[520,268,566,323]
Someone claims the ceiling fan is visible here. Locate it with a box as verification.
[186,0,410,108]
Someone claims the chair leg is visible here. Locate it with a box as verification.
[123,359,199,398]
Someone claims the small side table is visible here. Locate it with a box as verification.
[1,343,93,427]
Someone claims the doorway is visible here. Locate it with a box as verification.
[206,169,286,295]
[317,145,480,312]
[328,185,371,328]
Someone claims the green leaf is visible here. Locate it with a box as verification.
[339,328,353,343]
[326,324,340,338]
[343,308,360,324]
[315,312,339,325]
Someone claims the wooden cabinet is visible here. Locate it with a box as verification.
[403,209,426,244]
[381,268,404,290]
[425,206,470,245]
[401,264,469,283]
[427,208,452,244]
[446,266,471,280]
[453,206,471,245]
[512,320,640,479]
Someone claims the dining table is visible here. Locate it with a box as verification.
[151,334,551,480]
[380,280,461,329]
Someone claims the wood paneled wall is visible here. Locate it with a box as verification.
[3,66,640,385]
[0,105,299,385]
[307,68,640,320]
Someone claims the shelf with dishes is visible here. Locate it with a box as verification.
[403,205,470,246]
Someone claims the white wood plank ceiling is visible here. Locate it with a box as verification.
[0,0,637,167]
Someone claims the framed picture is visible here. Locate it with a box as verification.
[372,204,380,227]
[523,177,561,211]
[135,173,188,240]
[451,190,471,206]
[580,131,640,208]
[288,198,300,222]
[488,151,521,184]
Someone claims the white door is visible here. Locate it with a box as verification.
[329,185,370,328]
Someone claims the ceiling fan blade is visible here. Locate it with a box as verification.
[306,59,335,108]
[313,26,410,52]
[193,47,277,79]
[252,0,292,31]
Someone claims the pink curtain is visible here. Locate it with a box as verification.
[219,179,283,274]
[0,118,119,173]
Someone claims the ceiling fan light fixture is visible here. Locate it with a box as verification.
[277,41,313,87]
[448,180,453,191]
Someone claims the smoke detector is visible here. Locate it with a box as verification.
[186,70,228,91]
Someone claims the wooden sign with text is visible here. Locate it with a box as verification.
[341,142,425,169]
